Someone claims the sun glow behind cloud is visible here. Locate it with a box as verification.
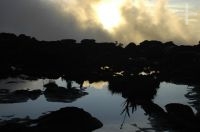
[19,0,200,45]
[93,0,125,32]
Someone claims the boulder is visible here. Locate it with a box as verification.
[34,107,103,132]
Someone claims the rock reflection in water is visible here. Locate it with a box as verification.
[186,86,200,112]
[0,89,42,103]
[0,79,88,104]
[44,82,88,103]
[108,75,200,131]
[108,75,160,129]
[1,75,200,132]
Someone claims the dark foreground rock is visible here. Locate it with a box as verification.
[0,107,103,132]
[165,103,195,119]
[165,103,200,131]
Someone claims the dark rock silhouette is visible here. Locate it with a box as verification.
[35,107,102,132]
[141,102,200,131]
[81,39,96,44]
[165,103,195,119]
[0,107,103,132]
[0,32,200,85]
[165,103,199,131]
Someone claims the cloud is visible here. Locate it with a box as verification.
[0,0,111,42]
[112,0,199,44]
[0,0,199,45]
[57,0,199,44]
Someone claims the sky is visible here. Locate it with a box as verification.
[0,0,200,45]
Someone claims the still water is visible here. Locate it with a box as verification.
[0,77,196,131]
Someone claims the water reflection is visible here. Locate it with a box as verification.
[185,85,200,118]
[83,81,108,90]
[109,75,159,107]
[107,75,200,131]
[44,82,88,103]
[108,75,160,129]
[0,78,88,104]
[0,89,42,103]
[1,76,200,132]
